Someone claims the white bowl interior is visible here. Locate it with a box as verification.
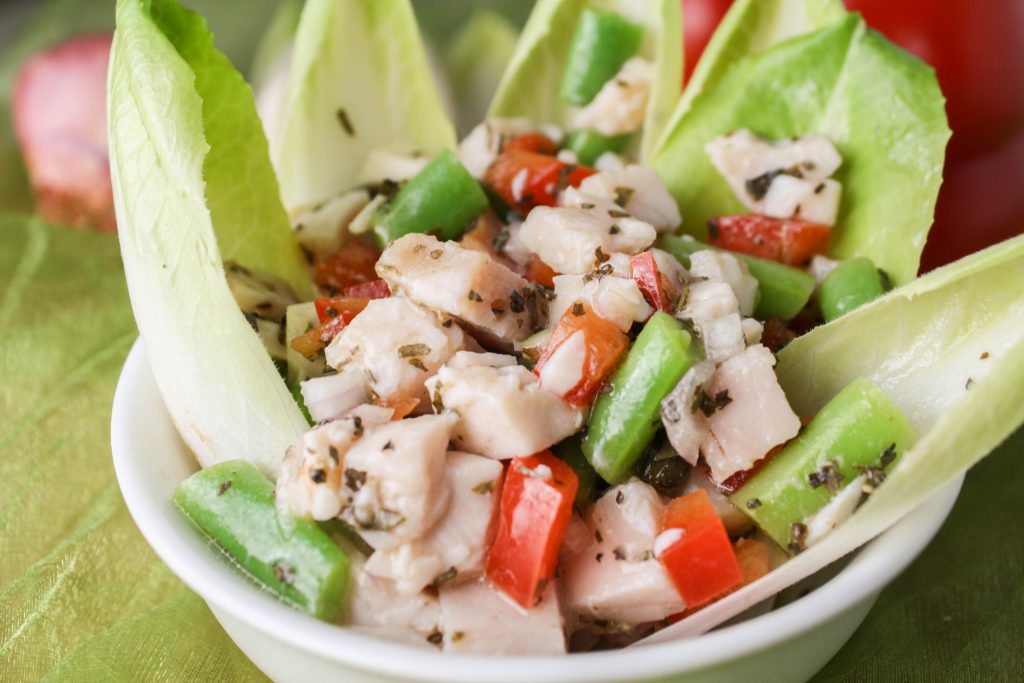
[112,339,963,683]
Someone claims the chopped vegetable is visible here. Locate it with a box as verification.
[630,250,680,312]
[583,313,701,484]
[563,129,631,165]
[552,437,599,508]
[372,149,489,247]
[486,451,578,608]
[659,235,815,320]
[818,256,887,322]
[709,214,831,266]
[502,131,558,155]
[559,8,644,106]
[341,278,390,299]
[657,489,742,608]
[312,241,381,294]
[174,460,350,620]
[483,149,597,215]
[732,378,915,551]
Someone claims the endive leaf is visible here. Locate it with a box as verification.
[109,0,308,474]
[445,9,519,138]
[640,235,1024,642]
[272,0,456,213]
[487,0,682,162]
[653,8,949,285]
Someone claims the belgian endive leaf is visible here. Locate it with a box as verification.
[487,0,681,162]
[272,0,456,213]
[640,235,1024,643]
[445,9,519,138]
[109,0,308,474]
[653,9,949,285]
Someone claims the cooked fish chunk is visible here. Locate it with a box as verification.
[518,206,657,275]
[701,345,801,483]
[660,360,715,466]
[324,296,466,407]
[680,279,739,322]
[299,367,368,423]
[340,413,457,550]
[574,57,653,136]
[575,165,682,232]
[365,451,503,594]
[762,175,841,226]
[438,578,566,655]
[650,247,690,293]
[688,250,758,317]
[426,352,583,459]
[346,553,441,644]
[550,273,652,333]
[683,467,754,537]
[290,189,371,260]
[562,480,686,624]
[458,117,534,179]
[700,312,747,364]
[705,129,842,214]
[377,234,546,347]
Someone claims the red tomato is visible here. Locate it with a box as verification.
[486,452,578,609]
[313,242,381,294]
[526,257,558,289]
[313,296,372,325]
[502,132,558,155]
[483,150,597,215]
[630,251,680,312]
[682,0,732,81]
[534,302,630,407]
[659,489,743,607]
[340,278,390,300]
[708,214,831,266]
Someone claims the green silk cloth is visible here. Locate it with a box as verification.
[1,216,1021,680]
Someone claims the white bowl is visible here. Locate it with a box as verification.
[112,339,963,683]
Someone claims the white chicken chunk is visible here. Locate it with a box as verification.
[518,206,656,274]
[425,352,583,459]
[340,413,457,550]
[688,250,759,317]
[659,360,715,466]
[763,175,842,226]
[575,165,682,232]
[701,345,801,483]
[458,117,533,179]
[290,190,371,260]
[562,480,686,624]
[365,451,503,594]
[574,57,653,136]
[346,554,441,645]
[438,578,566,655]
[324,296,466,407]
[549,273,652,333]
[705,129,842,216]
[376,234,546,347]
[276,406,393,520]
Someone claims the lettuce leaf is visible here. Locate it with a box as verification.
[109,0,309,474]
[487,0,682,162]
[642,234,1024,642]
[653,7,949,285]
[272,0,456,213]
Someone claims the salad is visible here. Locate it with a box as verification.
[108,0,1024,658]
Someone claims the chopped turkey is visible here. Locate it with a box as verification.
[574,57,653,136]
[701,345,801,483]
[438,578,566,655]
[575,165,681,232]
[562,480,686,624]
[324,296,466,407]
[549,272,652,333]
[688,250,758,317]
[518,206,657,274]
[365,451,503,594]
[660,360,715,465]
[290,189,371,259]
[340,413,457,550]
[458,117,533,178]
[705,129,842,216]
[425,352,583,459]
[762,175,841,226]
[805,474,868,547]
[376,233,546,347]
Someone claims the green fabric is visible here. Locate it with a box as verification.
[1,214,1020,679]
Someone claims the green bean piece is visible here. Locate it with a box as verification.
[559,8,644,106]
[372,149,489,248]
[819,256,886,322]
[563,129,631,165]
[552,436,599,508]
[174,460,350,620]
[731,378,915,552]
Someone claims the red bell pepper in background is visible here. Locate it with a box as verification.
[526,257,558,289]
[312,241,381,293]
[534,302,630,407]
[502,132,558,155]
[708,214,831,267]
[484,149,597,215]
[630,251,679,312]
[659,489,742,607]
[486,451,578,609]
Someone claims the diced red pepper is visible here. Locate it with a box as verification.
[341,278,390,300]
[502,132,558,155]
[659,490,743,608]
[484,149,597,215]
[534,302,629,407]
[291,296,371,359]
[486,451,578,609]
[526,257,558,289]
[630,251,679,313]
[667,536,771,622]
[708,214,831,266]
[313,241,381,293]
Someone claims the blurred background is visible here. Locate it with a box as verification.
[1,0,1021,268]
